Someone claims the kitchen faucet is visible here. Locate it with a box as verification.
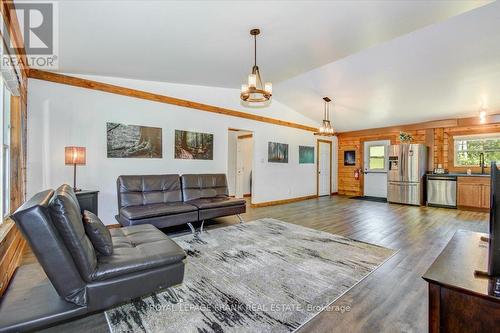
[480,152,485,174]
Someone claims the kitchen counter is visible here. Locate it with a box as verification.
[426,173,490,178]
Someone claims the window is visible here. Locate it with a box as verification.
[2,84,10,218]
[0,78,12,222]
[454,134,500,167]
[369,145,385,170]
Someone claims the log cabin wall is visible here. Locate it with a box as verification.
[337,130,426,196]
[337,121,500,196]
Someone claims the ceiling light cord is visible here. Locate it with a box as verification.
[254,34,257,68]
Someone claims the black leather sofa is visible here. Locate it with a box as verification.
[115,174,199,229]
[9,184,186,330]
[116,174,246,231]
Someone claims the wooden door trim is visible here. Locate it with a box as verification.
[360,137,392,196]
[316,139,332,197]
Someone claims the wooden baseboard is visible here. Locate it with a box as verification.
[106,224,122,229]
[251,195,318,208]
[457,205,489,213]
[243,193,251,197]
[331,192,338,195]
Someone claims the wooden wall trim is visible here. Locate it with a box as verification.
[251,195,318,208]
[28,69,318,133]
[238,134,253,139]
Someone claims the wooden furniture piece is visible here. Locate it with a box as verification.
[423,230,500,333]
[75,190,99,215]
[457,176,490,210]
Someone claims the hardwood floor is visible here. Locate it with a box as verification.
[30,195,487,333]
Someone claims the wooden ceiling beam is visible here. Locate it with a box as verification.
[28,69,318,132]
[337,113,500,138]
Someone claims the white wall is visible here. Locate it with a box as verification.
[27,74,337,225]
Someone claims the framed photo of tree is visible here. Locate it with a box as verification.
[106,122,162,158]
[175,130,214,160]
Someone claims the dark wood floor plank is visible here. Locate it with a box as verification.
[24,195,486,333]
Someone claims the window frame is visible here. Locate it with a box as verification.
[368,145,386,171]
[453,133,500,167]
[2,84,10,219]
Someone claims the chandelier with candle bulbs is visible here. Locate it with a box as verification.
[314,97,336,136]
[240,29,272,103]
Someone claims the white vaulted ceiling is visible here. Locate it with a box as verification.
[32,0,498,131]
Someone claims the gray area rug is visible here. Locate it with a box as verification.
[105,218,395,333]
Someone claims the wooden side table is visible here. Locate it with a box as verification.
[75,190,99,215]
[423,230,500,332]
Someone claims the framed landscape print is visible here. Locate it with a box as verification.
[299,146,314,164]
[175,130,214,160]
[107,122,162,158]
[344,150,356,166]
[268,142,289,163]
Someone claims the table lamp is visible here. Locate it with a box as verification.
[65,146,86,192]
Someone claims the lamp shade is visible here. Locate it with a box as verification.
[65,146,86,165]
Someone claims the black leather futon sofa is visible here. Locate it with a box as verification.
[115,174,246,230]
[9,184,186,331]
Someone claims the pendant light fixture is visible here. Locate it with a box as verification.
[314,97,336,136]
[240,28,272,103]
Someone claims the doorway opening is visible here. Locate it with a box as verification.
[317,139,332,196]
[228,129,254,199]
[363,139,390,198]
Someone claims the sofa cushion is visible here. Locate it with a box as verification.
[92,224,186,281]
[120,202,197,220]
[83,210,113,256]
[117,174,182,208]
[181,174,229,201]
[49,185,97,282]
[187,197,246,210]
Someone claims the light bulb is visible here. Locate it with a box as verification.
[248,74,256,88]
[264,82,272,94]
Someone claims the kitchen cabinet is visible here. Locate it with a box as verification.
[457,177,490,210]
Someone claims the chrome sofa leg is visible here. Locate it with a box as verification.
[187,222,195,234]
[200,219,205,233]
[237,214,244,224]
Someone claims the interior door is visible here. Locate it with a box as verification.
[363,140,390,198]
[235,139,244,198]
[318,141,331,196]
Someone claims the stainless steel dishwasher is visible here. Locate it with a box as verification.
[427,175,457,208]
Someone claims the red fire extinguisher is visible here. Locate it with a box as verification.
[354,168,360,180]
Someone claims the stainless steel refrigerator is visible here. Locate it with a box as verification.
[387,144,428,206]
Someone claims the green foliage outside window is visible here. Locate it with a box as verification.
[454,136,500,166]
[369,145,385,170]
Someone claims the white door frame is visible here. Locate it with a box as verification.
[317,139,332,196]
